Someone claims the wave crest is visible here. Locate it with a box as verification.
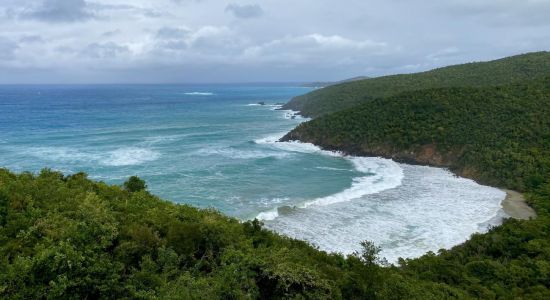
[184,92,214,96]
[255,136,404,220]
[19,146,161,167]
[102,148,161,166]
[302,158,403,208]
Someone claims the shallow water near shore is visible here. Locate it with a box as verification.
[0,84,506,263]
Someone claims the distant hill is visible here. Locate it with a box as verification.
[300,76,370,88]
[284,51,550,117]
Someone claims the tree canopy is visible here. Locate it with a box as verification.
[284,51,550,117]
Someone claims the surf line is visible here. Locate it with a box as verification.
[254,134,404,221]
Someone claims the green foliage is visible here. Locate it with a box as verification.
[285,76,550,297]
[287,77,550,192]
[284,51,550,117]
[124,175,147,192]
[1,169,452,299]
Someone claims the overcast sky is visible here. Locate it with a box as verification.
[1,0,549,83]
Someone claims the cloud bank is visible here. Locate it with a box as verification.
[0,0,549,83]
[225,3,263,19]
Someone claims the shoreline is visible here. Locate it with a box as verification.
[280,111,538,222]
[501,189,537,220]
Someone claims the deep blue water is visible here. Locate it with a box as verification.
[0,84,506,262]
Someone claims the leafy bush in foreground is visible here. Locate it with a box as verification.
[1,169,464,299]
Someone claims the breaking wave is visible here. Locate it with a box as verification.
[19,146,161,167]
[254,134,404,220]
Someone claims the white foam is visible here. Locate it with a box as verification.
[246,103,283,109]
[21,146,96,163]
[20,146,160,167]
[257,208,280,221]
[315,166,351,171]
[101,148,161,166]
[254,135,405,219]
[264,164,506,264]
[255,133,338,155]
[282,110,302,120]
[244,102,306,120]
[197,147,291,160]
[254,132,287,144]
[302,158,404,208]
[184,92,214,96]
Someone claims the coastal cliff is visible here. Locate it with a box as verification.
[281,131,466,177]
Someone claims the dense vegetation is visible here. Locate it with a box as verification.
[0,169,468,299]
[284,77,550,192]
[283,76,550,298]
[284,51,550,117]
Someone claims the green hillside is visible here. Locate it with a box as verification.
[283,51,550,117]
[284,77,550,191]
[0,170,468,299]
[282,77,550,298]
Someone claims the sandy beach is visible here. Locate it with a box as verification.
[501,189,537,220]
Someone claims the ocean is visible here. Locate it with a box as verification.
[0,84,507,263]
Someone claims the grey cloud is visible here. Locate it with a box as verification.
[171,0,205,4]
[441,0,550,27]
[102,30,121,38]
[157,26,245,53]
[187,27,245,54]
[0,37,19,61]
[242,34,389,66]
[19,1,160,23]
[24,0,94,23]
[156,27,191,40]
[0,0,549,83]
[225,3,263,19]
[80,42,130,59]
[88,3,168,18]
[19,35,44,43]
[153,27,192,51]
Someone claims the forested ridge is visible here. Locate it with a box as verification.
[284,77,550,192]
[283,51,550,117]
[282,76,550,298]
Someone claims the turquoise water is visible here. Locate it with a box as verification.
[0,84,507,262]
[0,85,360,218]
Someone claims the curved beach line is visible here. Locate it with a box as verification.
[254,134,404,220]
